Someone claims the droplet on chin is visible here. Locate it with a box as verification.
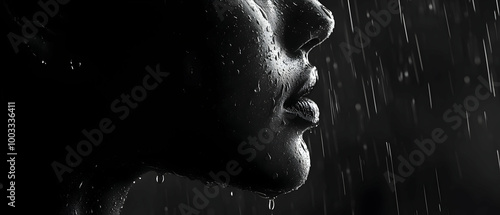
[256,191,269,199]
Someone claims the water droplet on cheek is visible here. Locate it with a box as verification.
[259,7,268,20]
[254,80,261,92]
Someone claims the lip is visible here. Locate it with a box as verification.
[283,66,320,127]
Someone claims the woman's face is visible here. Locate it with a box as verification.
[171,0,334,197]
[4,0,334,200]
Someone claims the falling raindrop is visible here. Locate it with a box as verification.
[268,198,275,211]
[355,103,361,111]
[496,150,500,172]
[155,173,164,184]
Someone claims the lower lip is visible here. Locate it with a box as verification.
[284,98,319,125]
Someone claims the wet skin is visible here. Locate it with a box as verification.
[4,0,334,213]
[180,0,335,196]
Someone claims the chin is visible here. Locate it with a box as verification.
[224,125,312,198]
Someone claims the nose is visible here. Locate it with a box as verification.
[279,0,335,55]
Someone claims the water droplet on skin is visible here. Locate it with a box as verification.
[254,81,261,92]
[259,7,267,20]
[266,153,272,161]
[156,173,165,184]
[256,192,269,199]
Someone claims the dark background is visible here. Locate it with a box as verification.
[2,0,500,214]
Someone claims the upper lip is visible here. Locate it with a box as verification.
[284,66,318,108]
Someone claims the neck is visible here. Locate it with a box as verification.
[63,163,146,215]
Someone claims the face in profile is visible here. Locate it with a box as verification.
[5,0,334,210]
[155,0,335,197]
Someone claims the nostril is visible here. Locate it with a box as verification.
[299,38,321,53]
[281,1,335,56]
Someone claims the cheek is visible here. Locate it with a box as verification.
[201,1,306,132]
[204,14,282,118]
